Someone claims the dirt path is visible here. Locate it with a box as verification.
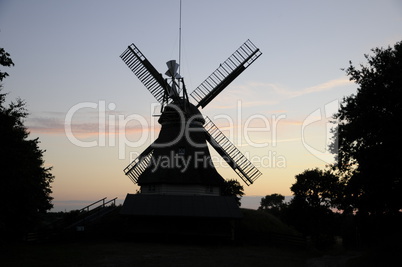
[306,252,362,267]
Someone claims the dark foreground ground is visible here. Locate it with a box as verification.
[3,240,392,267]
[2,208,399,266]
[0,241,324,267]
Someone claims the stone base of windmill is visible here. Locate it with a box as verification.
[120,192,242,240]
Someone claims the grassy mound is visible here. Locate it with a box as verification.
[238,209,304,246]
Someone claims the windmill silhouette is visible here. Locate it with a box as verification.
[120,40,262,227]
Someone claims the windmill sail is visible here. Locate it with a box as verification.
[190,39,262,108]
[204,116,262,185]
[120,44,174,103]
[124,144,154,184]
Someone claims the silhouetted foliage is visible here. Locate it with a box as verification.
[331,40,402,215]
[290,168,340,209]
[281,168,341,247]
[0,48,54,240]
[284,195,338,248]
[258,193,285,216]
[221,179,244,206]
[0,48,14,82]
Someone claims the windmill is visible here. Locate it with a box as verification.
[120,40,262,227]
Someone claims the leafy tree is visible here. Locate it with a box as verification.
[0,48,54,239]
[331,41,402,215]
[0,48,14,81]
[283,168,340,246]
[259,193,285,211]
[221,179,244,206]
[290,168,340,209]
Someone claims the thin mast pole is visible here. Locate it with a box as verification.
[178,0,182,76]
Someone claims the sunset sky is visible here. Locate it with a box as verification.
[1,0,401,210]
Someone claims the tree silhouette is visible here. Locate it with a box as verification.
[290,168,340,209]
[221,179,244,206]
[259,193,285,213]
[0,48,54,239]
[284,168,340,246]
[331,40,402,215]
[0,48,14,81]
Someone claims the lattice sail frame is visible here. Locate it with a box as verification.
[121,40,263,186]
[190,39,262,108]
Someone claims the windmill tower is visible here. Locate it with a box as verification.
[120,40,262,237]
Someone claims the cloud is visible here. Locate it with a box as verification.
[26,77,350,136]
[211,100,277,110]
[279,119,304,126]
[274,137,302,143]
[274,77,352,98]
[208,77,352,110]
[26,112,161,138]
[26,116,66,135]
[202,83,277,110]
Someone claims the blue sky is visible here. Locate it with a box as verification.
[1,0,401,210]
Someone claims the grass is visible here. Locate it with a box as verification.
[0,208,329,266]
[239,208,298,235]
[3,241,312,267]
[7,208,395,266]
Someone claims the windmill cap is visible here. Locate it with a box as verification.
[165,60,182,78]
[158,102,205,125]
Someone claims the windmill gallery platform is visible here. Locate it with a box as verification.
[118,40,262,239]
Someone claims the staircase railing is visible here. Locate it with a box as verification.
[79,197,107,213]
[66,197,118,230]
